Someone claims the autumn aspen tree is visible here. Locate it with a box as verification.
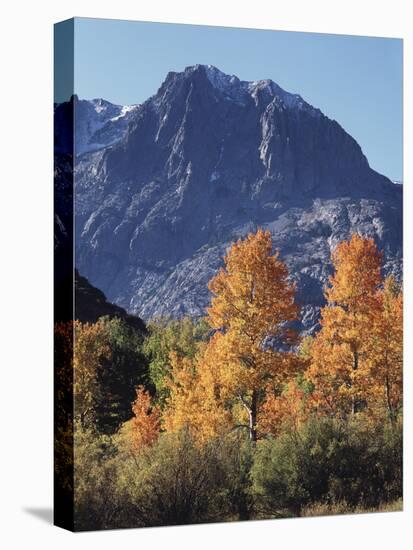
[130,386,161,452]
[307,234,382,416]
[370,276,403,422]
[205,229,299,442]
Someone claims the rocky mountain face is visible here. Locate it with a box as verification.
[61,65,402,334]
[54,96,139,156]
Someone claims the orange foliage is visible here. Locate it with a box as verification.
[163,348,231,442]
[326,233,382,311]
[205,229,299,441]
[207,229,298,346]
[55,321,74,417]
[130,386,161,452]
[161,230,300,442]
[162,352,200,434]
[306,234,401,419]
[54,322,74,492]
[258,380,320,437]
[369,276,403,420]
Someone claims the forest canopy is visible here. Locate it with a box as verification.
[55,230,403,530]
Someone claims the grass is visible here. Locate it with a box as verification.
[301,499,403,518]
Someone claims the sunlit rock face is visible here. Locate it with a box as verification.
[59,65,402,334]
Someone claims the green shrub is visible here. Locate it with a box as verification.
[93,317,149,434]
[215,431,255,521]
[144,317,210,408]
[251,416,402,517]
[74,427,258,529]
[115,429,228,527]
[73,416,402,529]
[74,426,120,531]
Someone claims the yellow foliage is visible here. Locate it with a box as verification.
[207,229,298,347]
[162,230,300,442]
[163,348,231,443]
[368,276,403,420]
[158,232,402,439]
[73,319,112,426]
[307,234,402,421]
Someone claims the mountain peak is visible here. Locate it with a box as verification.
[66,65,402,332]
[185,64,240,87]
[163,64,319,115]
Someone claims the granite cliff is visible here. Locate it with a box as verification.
[56,65,402,333]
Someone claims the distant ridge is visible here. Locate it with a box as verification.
[75,270,147,333]
[54,95,139,156]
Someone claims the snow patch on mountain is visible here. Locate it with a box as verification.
[193,64,320,116]
[75,99,139,155]
[110,104,139,122]
[53,97,140,156]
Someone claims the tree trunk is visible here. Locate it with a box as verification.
[385,373,395,425]
[351,350,359,415]
[249,390,258,443]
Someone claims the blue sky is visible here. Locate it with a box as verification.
[68,18,402,181]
